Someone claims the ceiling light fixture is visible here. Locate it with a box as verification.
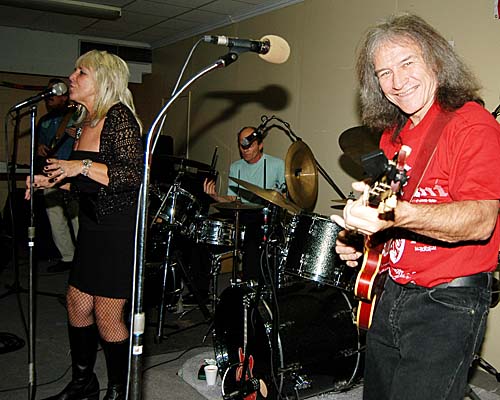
[0,0,121,20]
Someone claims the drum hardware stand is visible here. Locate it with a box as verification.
[208,250,235,312]
[153,225,177,343]
[154,245,212,341]
[258,209,283,400]
[465,277,500,400]
[465,354,500,400]
[232,207,243,282]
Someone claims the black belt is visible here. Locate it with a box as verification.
[432,272,491,289]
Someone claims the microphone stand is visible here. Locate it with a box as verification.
[128,51,241,400]
[27,104,38,400]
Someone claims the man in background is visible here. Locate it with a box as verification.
[36,78,78,273]
[204,125,285,281]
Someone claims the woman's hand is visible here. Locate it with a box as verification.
[43,158,82,180]
[25,174,55,200]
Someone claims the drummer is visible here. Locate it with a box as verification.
[203,126,285,281]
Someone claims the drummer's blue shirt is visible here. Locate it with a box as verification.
[227,153,285,203]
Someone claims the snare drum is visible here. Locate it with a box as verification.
[282,213,355,290]
[190,217,245,247]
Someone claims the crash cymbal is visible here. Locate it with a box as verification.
[285,140,318,211]
[230,177,301,214]
[338,125,382,166]
[213,200,264,211]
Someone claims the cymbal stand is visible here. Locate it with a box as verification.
[154,180,182,342]
[232,208,242,283]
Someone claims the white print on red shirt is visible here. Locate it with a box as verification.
[389,182,447,264]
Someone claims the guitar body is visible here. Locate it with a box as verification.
[236,347,256,400]
[354,246,383,301]
[356,271,388,330]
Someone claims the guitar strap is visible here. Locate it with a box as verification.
[379,111,453,269]
[401,111,453,203]
[49,108,75,155]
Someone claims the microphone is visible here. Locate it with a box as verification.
[223,377,268,399]
[241,121,267,149]
[10,82,67,112]
[202,34,290,64]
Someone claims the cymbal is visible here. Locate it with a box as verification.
[229,177,301,214]
[285,140,318,211]
[338,125,382,166]
[153,154,212,172]
[213,200,264,211]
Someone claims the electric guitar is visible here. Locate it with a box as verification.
[354,145,411,330]
[235,294,257,400]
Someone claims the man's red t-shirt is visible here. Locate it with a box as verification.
[379,102,500,287]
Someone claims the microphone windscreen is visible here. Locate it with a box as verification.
[258,35,290,64]
[52,82,68,96]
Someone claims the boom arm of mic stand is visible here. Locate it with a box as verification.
[128,52,239,400]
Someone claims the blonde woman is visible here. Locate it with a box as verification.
[26,50,143,400]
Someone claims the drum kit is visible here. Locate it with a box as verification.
[145,139,365,399]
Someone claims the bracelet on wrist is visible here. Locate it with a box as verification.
[81,159,93,177]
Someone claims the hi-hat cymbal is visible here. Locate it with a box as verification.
[213,200,264,211]
[338,125,382,166]
[160,155,211,171]
[285,140,318,211]
[229,177,301,214]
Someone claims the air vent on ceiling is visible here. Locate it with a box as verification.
[80,41,152,64]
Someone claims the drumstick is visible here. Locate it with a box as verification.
[210,146,218,170]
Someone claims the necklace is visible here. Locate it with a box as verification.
[75,127,83,140]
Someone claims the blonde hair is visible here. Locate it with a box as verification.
[74,50,142,131]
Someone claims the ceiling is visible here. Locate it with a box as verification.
[0,0,300,49]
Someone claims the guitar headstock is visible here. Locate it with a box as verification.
[362,145,411,219]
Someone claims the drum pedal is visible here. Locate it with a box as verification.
[290,372,312,391]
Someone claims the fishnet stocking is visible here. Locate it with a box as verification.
[67,285,129,342]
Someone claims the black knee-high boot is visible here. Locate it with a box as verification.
[101,338,129,400]
[43,324,100,400]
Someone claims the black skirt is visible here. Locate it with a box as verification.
[70,199,137,299]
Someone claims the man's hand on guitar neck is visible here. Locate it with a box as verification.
[331,181,397,268]
[332,181,396,237]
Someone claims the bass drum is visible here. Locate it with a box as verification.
[213,281,363,398]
